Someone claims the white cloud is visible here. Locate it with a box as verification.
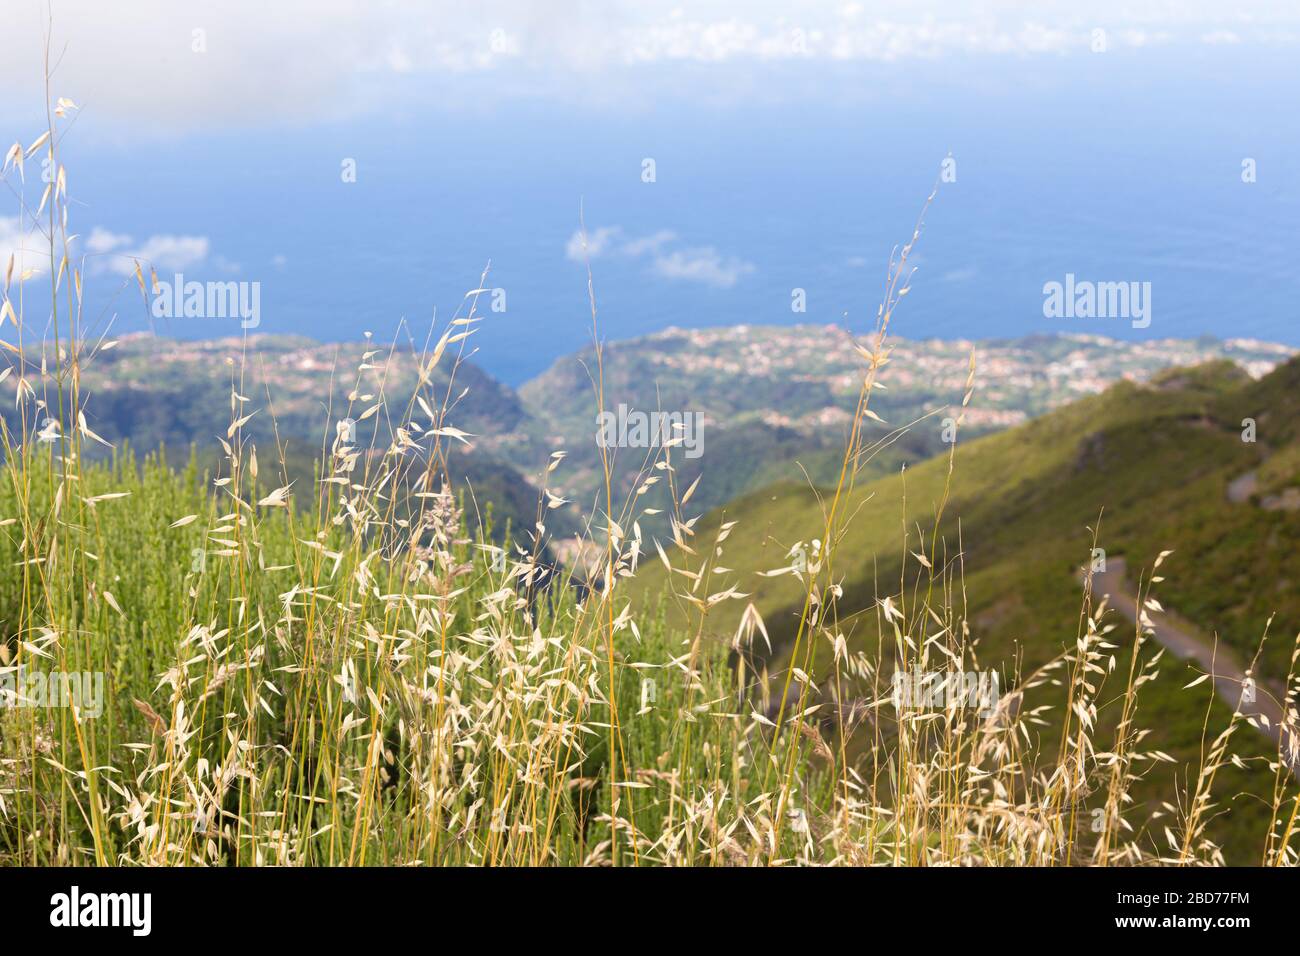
[84,227,132,255]
[565,226,623,261]
[84,227,211,276]
[0,215,51,278]
[1,219,214,282]
[620,230,678,257]
[0,1,534,129]
[567,225,754,287]
[1,1,1295,129]
[652,247,755,288]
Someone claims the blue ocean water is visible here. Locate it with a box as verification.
[45,46,1300,385]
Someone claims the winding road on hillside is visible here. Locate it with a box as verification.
[1088,558,1298,777]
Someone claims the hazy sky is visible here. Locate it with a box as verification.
[4,1,1297,128]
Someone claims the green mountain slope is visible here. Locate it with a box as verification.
[628,355,1300,861]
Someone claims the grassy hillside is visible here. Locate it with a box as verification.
[1,341,1295,864]
[0,446,783,865]
[627,356,1300,862]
